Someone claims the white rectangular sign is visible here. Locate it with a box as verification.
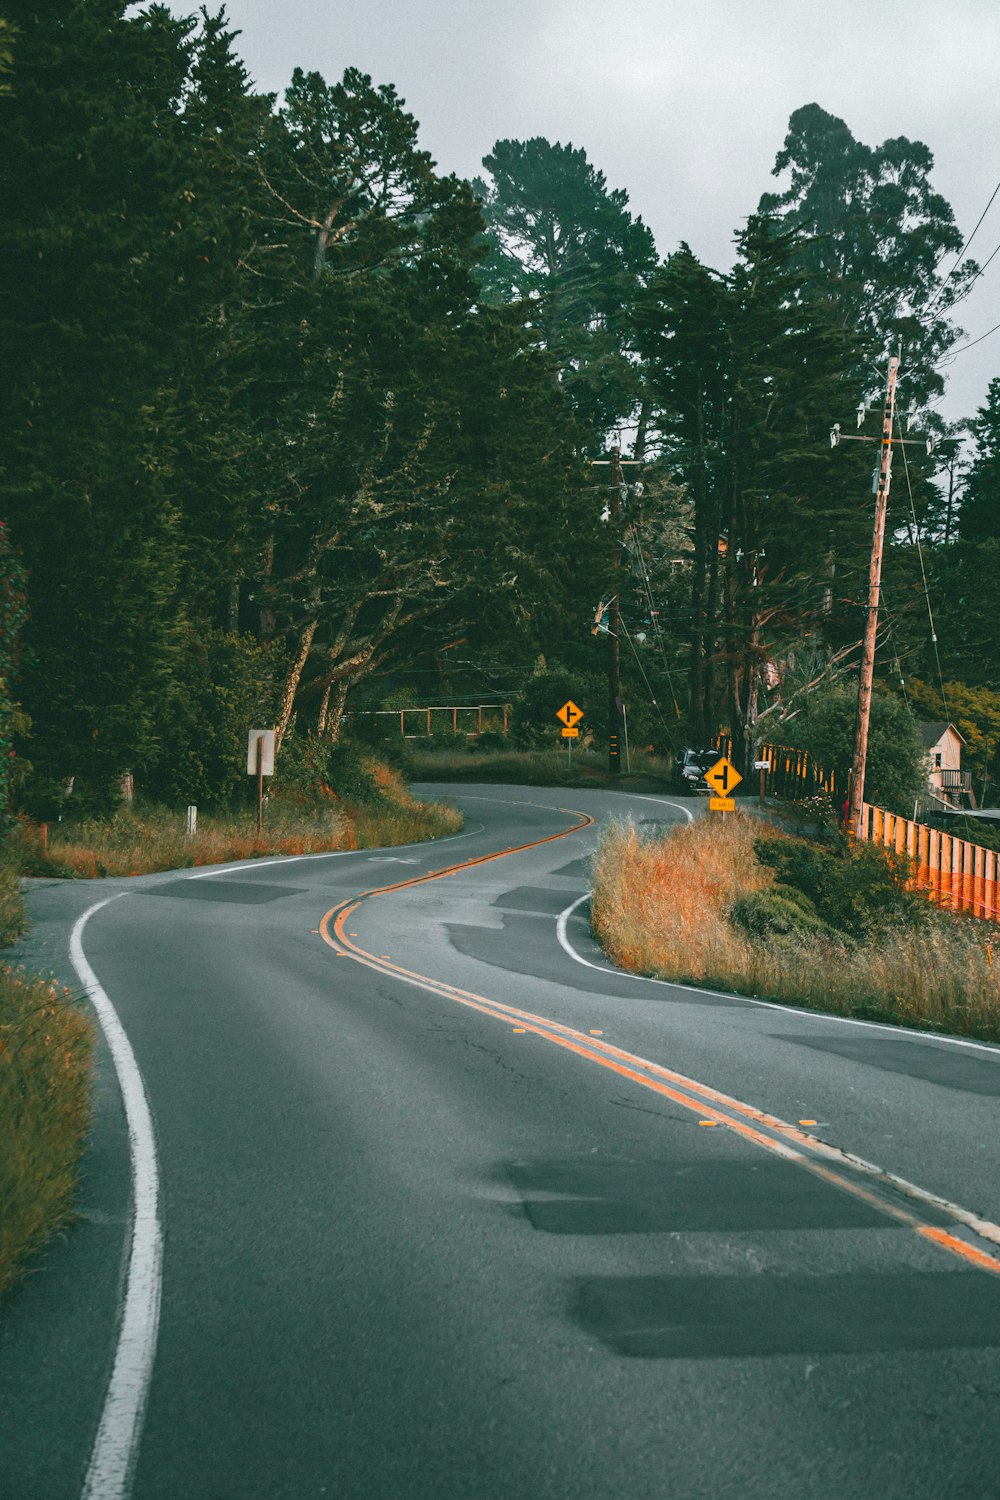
[247,729,275,776]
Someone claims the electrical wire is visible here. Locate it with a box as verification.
[622,517,683,718]
[893,412,950,722]
[620,617,675,737]
[923,174,1000,320]
[940,315,1000,362]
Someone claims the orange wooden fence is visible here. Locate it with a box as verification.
[858,802,1000,925]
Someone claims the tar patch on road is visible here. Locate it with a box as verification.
[494,885,581,915]
[506,1158,887,1235]
[573,1269,1000,1359]
[144,880,307,905]
[773,1033,1000,1096]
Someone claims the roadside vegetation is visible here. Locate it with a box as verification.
[591,813,1000,1041]
[0,968,94,1300]
[12,749,461,880]
[407,741,672,787]
[0,744,458,1300]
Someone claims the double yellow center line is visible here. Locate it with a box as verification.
[319,805,1000,1277]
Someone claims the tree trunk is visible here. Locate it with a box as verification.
[275,617,318,752]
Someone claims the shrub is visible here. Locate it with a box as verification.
[729,885,837,941]
[753,832,929,941]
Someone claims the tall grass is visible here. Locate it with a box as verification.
[0,967,94,1299]
[591,814,1000,1041]
[11,783,462,880]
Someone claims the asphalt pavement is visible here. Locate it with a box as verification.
[2,783,1000,1500]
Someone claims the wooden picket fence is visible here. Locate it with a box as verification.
[715,735,844,803]
[858,803,1000,925]
[712,734,1000,926]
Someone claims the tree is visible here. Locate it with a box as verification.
[635,222,872,765]
[959,378,1000,541]
[779,679,925,814]
[0,3,265,803]
[236,71,596,747]
[759,103,974,410]
[474,137,658,439]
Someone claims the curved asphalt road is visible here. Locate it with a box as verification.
[2,784,1000,1499]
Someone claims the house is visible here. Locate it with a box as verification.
[919,721,976,809]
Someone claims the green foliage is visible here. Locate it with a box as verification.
[635,221,871,755]
[779,680,925,812]
[271,734,383,807]
[508,664,607,747]
[759,102,972,410]
[729,884,835,941]
[474,137,657,437]
[137,631,285,810]
[753,832,929,941]
[0,523,27,831]
[961,377,1000,542]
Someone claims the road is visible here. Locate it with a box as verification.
[2,783,1000,1499]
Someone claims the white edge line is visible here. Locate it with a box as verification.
[71,895,162,1500]
[556,893,1000,1058]
[187,818,486,880]
[555,891,1000,1247]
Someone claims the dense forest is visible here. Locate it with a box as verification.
[2,2,999,815]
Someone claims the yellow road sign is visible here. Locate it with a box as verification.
[705,756,742,798]
[556,699,584,729]
[709,795,735,812]
[561,726,580,739]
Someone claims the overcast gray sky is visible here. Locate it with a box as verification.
[189,0,1000,426]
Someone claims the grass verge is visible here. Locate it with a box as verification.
[407,743,672,787]
[11,776,462,879]
[590,813,1000,1042]
[0,967,95,1300]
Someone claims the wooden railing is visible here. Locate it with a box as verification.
[858,802,1000,925]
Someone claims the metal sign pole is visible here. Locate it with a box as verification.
[257,736,264,836]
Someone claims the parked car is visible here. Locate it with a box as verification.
[671,746,720,794]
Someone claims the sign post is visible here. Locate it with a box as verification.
[556,700,583,773]
[247,729,276,835]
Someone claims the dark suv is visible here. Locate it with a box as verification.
[671,747,720,794]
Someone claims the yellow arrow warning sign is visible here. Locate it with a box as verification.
[704,756,742,798]
[556,700,584,729]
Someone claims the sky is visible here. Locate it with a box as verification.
[178,0,1000,427]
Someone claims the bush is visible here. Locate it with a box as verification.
[753,832,929,941]
[729,884,838,941]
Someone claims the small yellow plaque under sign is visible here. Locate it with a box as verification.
[561,726,580,739]
[709,795,735,812]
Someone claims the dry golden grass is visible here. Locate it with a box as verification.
[0,968,95,1300]
[591,813,1000,1041]
[13,786,462,880]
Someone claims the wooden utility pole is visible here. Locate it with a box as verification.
[608,443,622,775]
[848,355,900,835]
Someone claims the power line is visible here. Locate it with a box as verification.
[940,315,1000,363]
[893,409,950,723]
[924,174,1000,320]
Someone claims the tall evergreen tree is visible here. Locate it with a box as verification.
[959,378,1000,541]
[474,138,658,440]
[759,103,974,410]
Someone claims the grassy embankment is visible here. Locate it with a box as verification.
[0,757,460,1301]
[407,742,672,786]
[12,764,462,880]
[591,813,1000,1041]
